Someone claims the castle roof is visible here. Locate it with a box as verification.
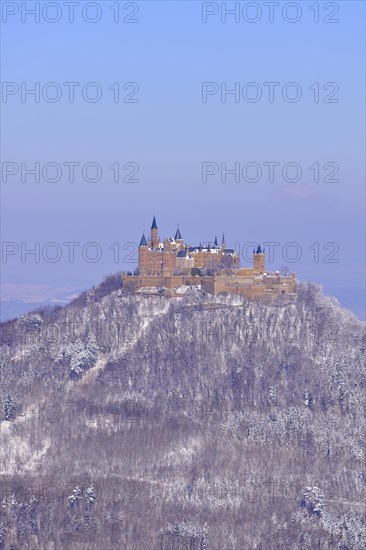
[187,245,230,253]
[177,250,186,257]
[175,226,182,240]
[151,216,158,229]
[256,245,263,254]
[139,232,147,246]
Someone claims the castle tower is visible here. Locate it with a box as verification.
[150,216,159,248]
[221,233,225,250]
[253,245,265,274]
[138,231,148,275]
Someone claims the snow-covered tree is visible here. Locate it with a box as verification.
[68,486,83,509]
[85,485,97,508]
[0,519,7,544]
[2,394,18,421]
[301,486,325,516]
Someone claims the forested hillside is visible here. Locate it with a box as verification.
[1,279,365,549]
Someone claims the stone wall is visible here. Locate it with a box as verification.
[200,273,296,298]
[123,274,202,292]
[123,272,296,299]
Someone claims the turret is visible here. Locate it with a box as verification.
[139,232,147,247]
[150,216,159,248]
[174,225,183,241]
[221,233,226,250]
[138,231,148,275]
[253,245,265,274]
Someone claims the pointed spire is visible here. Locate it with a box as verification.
[175,225,182,240]
[214,235,218,247]
[139,232,147,246]
[151,216,158,229]
[221,233,226,250]
[256,245,262,254]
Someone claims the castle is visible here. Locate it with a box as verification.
[122,217,296,298]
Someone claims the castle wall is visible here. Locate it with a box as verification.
[123,271,295,299]
[123,274,203,293]
[138,250,177,277]
[201,274,296,298]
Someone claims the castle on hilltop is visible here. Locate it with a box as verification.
[122,217,296,298]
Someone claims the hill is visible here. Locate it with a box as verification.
[0,278,365,549]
